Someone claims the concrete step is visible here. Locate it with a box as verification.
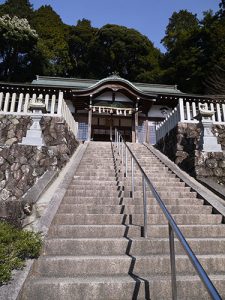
[53,213,222,225]
[34,255,132,277]
[20,275,146,300]
[70,181,118,187]
[133,254,225,276]
[62,196,204,206]
[124,186,192,193]
[43,238,129,256]
[76,166,116,171]
[48,225,141,238]
[66,186,119,191]
[72,176,117,180]
[48,224,225,239]
[122,197,204,206]
[146,224,225,238]
[65,190,120,197]
[33,254,225,278]
[70,184,190,192]
[126,190,198,198]
[124,181,186,188]
[43,237,225,256]
[144,274,225,300]
[75,172,116,176]
[58,204,212,215]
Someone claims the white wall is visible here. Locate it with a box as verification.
[148,105,172,118]
[95,91,132,103]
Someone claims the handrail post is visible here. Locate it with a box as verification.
[131,156,134,199]
[121,142,124,165]
[125,147,128,177]
[119,135,121,155]
[142,175,148,238]
[169,223,177,300]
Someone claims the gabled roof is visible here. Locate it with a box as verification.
[32,75,183,96]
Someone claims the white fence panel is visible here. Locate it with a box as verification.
[0,91,78,137]
[156,98,225,142]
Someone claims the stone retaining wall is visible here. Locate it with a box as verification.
[0,115,79,225]
[0,115,31,145]
[0,145,57,225]
[156,123,225,184]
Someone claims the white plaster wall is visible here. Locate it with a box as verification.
[95,91,132,103]
[65,100,75,113]
[148,105,172,118]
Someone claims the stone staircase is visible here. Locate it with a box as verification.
[20,141,225,299]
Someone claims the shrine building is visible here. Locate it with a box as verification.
[0,74,208,143]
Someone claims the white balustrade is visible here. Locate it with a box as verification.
[0,91,78,137]
[156,98,225,142]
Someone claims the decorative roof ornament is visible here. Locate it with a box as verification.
[108,71,121,79]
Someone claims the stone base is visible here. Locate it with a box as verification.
[201,137,222,152]
[21,130,45,147]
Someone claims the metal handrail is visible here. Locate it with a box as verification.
[114,128,222,300]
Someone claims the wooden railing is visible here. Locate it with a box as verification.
[0,91,78,137]
[156,98,225,142]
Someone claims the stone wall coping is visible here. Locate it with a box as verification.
[22,170,58,206]
[0,142,88,300]
[198,177,225,201]
[144,143,225,217]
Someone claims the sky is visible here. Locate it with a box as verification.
[0,0,221,51]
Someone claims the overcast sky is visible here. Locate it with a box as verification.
[0,0,221,51]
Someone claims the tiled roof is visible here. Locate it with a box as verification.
[32,75,183,95]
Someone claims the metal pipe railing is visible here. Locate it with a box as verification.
[113,128,221,300]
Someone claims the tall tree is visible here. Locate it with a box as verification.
[67,19,97,78]
[88,24,162,82]
[0,14,38,81]
[161,10,203,93]
[31,5,71,76]
[0,0,33,20]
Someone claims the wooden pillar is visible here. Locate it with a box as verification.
[135,100,139,143]
[135,111,139,143]
[132,99,139,143]
[87,95,92,141]
[110,117,113,141]
[145,120,150,144]
[132,113,136,142]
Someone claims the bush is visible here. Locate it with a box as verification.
[0,221,42,285]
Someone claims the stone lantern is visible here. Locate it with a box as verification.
[194,104,222,152]
[21,96,47,147]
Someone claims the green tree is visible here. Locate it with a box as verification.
[0,0,33,20]
[161,10,203,93]
[31,5,71,76]
[200,6,225,93]
[0,14,38,81]
[67,19,97,78]
[88,24,162,82]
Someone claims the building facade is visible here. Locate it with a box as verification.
[0,74,209,143]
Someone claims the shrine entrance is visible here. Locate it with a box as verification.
[73,75,156,143]
[91,116,132,141]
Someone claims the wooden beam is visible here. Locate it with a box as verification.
[132,113,136,142]
[87,96,93,141]
[135,111,139,143]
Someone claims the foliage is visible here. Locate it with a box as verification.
[0,14,38,81]
[0,0,224,93]
[161,10,203,93]
[0,221,42,285]
[0,0,33,20]
[88,24,162,82]
[67,19,97,78]
[31,5,71,76]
